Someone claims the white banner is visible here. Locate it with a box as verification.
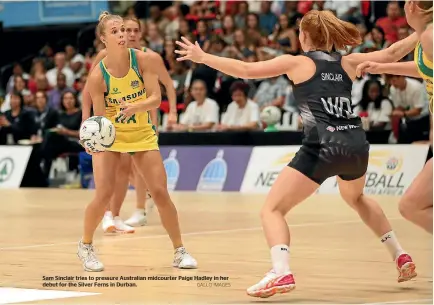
[0,146,33,188]
[240,145,430,196]
[241,146,301,193]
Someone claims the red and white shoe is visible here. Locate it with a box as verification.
[396,253,417,283]
[247,270,296,298]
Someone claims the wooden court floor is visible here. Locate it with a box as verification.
[0,189,432,304]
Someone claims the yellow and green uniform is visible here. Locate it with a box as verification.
[414,41,433,111]
[99,48,158,153]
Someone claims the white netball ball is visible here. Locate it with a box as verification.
[79,116,116,153]
[260,106,282,125]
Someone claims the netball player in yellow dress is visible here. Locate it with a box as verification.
[357,1,432,234]
[83,16,178,233]
[77,12,197,271]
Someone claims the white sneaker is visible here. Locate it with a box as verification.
[124,210,147,227]
[173,247,197,269]
[113,216,135,233]
[77,240,104,272]
[102,215,116,233]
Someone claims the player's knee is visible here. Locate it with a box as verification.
[398,199,413,220]
[341,192,363,208]
[95,187,114,206]
[149,185,169,205]
[260,200,287,220]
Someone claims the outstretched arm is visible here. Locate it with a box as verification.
[82,49,108,122]
[176,37,295,79]
[356,61,421,78]
[346,32,419,65]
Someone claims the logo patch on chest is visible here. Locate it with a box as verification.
[131,80,139,89]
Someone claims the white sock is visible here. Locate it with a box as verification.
[135,208,146,215]
[270,244,290,275]
[380,231,405,260]
[104,211,113,219]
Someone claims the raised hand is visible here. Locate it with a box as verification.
[175,36,205,63]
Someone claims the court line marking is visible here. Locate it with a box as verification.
[0,217,403,251]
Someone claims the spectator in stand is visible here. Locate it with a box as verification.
[6,63,30,94]
[234,1,249,29]
[170,79,219,131]
[31,90,59,143]
[28,59,49,94]
[65,45,86,80]
[148,4,170,34]
[371,26,390,49]
[34,74,51,95]
[253,75,288,111]
[39,91,83,179]
[324,0,362,23]
[210,36,227,57]
[171,61,189,104]
[218,81,260,131]
[356,23,369,41]
[387,75,430,143]
[0,91,37,145]
[1,75,31,112]
[23,93,36,110]
[38,44,55,70]
[178,19,191,40]
[397,26,414,61]
[226,29,256,60]
[147,22,164,54]
[196,20,211,52]
[353,79,393,130]
[162,39,177,74]
[165,5,182,40]
[245,13,267,47]
[258,1,278,35]
[46,52,75,88]
[269,14,299,55]
[47,73,75,110]
[75,73,88,104]
[376,1,407,45]
[125,5,136,18]
[284,1,303,21]
[220,15,236,45]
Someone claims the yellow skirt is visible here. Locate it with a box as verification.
[107,125,159,153]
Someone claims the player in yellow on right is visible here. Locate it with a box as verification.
[357,0,432,234]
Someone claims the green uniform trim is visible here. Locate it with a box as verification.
[99,61,111,94]
[416,43,433,78]
[130,49,144,83]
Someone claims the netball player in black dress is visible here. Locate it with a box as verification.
[176,10,419,298]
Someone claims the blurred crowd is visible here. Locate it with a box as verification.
[0,0,431,184]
